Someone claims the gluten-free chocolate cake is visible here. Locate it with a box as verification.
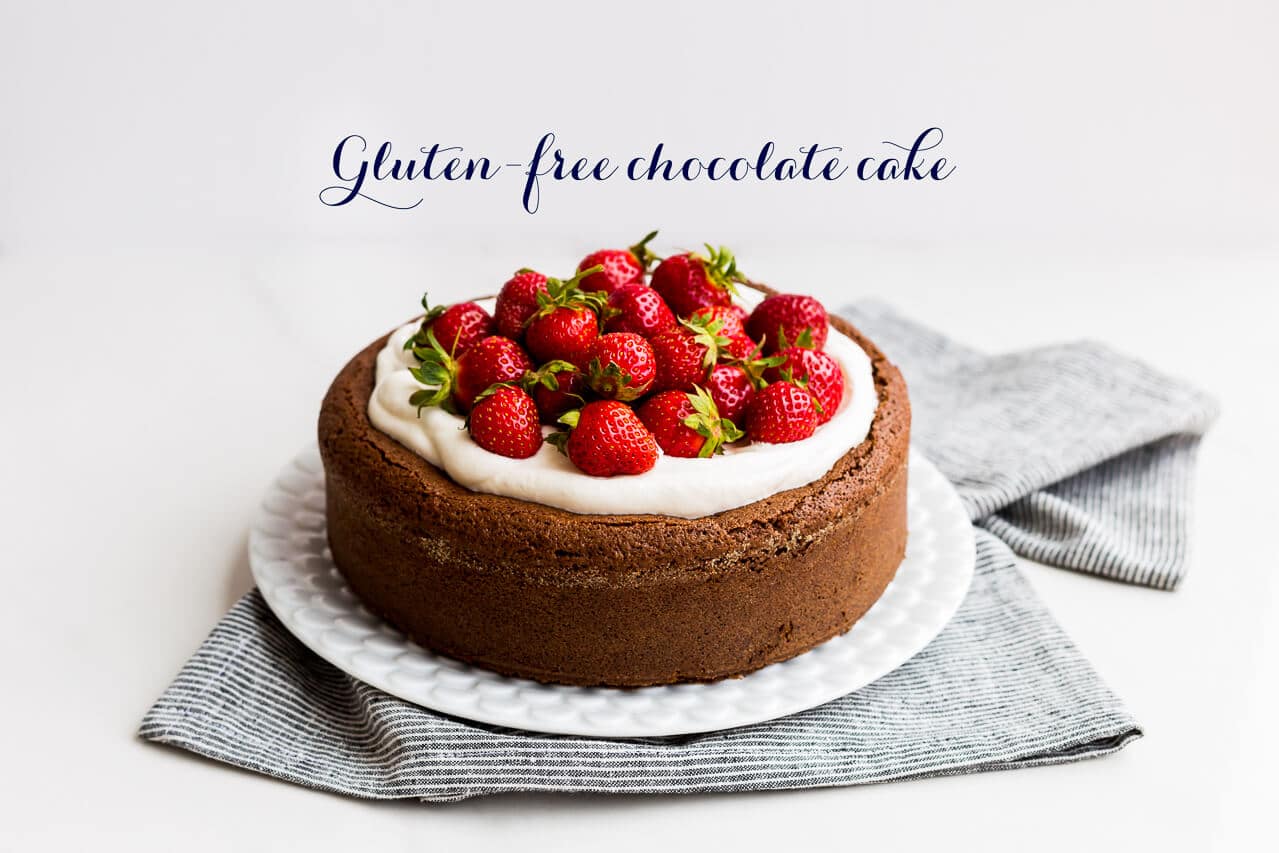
[318,237,910,687]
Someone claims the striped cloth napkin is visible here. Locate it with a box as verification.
[139,302,1217,801]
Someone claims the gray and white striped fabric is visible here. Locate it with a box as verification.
[846,301,1218,590]
[138,303,1216,801]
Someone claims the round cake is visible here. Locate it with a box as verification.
[318,244,910,687]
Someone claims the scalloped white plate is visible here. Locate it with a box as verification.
[250,446,974,738]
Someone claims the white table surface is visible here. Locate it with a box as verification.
[2,243,1275,851]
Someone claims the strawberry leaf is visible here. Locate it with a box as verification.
[409,386,453,415]
[723,340,786,389]
[545,408,581,455]
[683,386,743,457]
[472,382,512,406]
[529,265,608,321]
[521,360,577,392]
[588,358,634,395]
[628,230,662,271]
[680,314,732,369]
[404,293,450,350]
[406,328,458,414]
[698,244,743,296]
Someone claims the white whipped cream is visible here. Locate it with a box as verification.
[367,297,877,518]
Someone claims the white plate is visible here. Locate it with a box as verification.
[250,447,974,738]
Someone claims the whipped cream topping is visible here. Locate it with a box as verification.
[367,297,877,518]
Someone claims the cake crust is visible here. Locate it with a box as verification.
[318,301,911,687]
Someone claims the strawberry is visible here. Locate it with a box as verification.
[746,293,829,354]
[467,384,543,459]
[453,337,535,412]
[547,400,658,477]
[408,332,533,414]
[744,380,819,444]
[526,306,598,366]
[687,304,755,359]
[494,270,549,340]
[638,387,744,458]
[648,314,735,392]
[764,339,844,424]
[584,332,657,401]
[406,295,496,357]
[651,245,744,317]
[524,265,607,364]
[521,360,584,422]
[577,230,660,294]
[705,364,755,424]
[688,304,747,338]
[603,283,677,338]
[704,346,784,422]
[722,331,756,361]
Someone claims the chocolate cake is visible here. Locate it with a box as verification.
[318,303,910,688]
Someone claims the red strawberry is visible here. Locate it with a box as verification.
[524,265,607,364]
[408,296,496,357]
[704,347,784,422]
[705,364,755,423]
[689,305,753,360]
[689,304,746,338]
[577,230,660,294]
[744,381,819,444]
[651,245,744,316]
[408,332,533,414]
[648,315,735,392]
[526,306,598,365]
[648,328,706,392]
[723,331,756,361]
[454,337,535,412]
[467,384,543,459]
[746,294,829,354]
[494,270,549,340]
[584,332,657,401]
[521,360,585,422]
[764,343,844,424]
[603,283,677,338]
[638,387,744,458]
[547,400,658,477]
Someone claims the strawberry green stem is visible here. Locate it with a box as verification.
[697,244,744,296]
[684,385,744,457]
[532,265,608,319]
[407,328,460,414]
[628,230,662,270]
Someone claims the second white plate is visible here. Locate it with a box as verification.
[250,447,974,738]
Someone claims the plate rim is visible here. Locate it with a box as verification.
[250,446,974,738]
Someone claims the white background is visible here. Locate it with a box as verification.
[1,1,1276,850]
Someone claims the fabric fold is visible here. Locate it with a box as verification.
[843,301,1217,588]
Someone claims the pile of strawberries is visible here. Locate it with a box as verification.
[404,232,844,477]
